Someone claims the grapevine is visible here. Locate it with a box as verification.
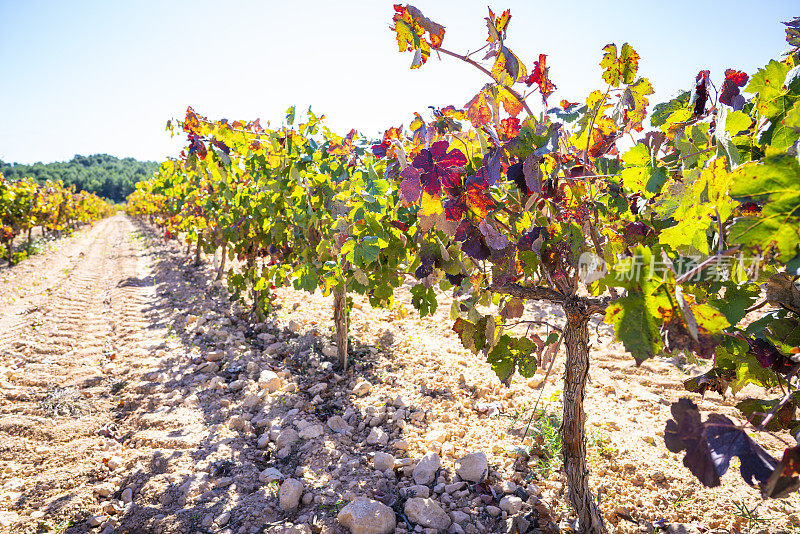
[125,10,800,532]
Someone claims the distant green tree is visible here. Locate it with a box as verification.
[0,154,158,202]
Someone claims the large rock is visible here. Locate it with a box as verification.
[279,478,304,512]
[298,424,323,440]
[403,498,451,530]
[336,497,396,534]
[366,427,388,446]
[455,452,488,483]
[373,452,395,472]
[259,370,284,392]
[327,415,353,435]
[352,380,372,396]
[412,452,440,485]
[499,495,523,515]
[275,428,299,449]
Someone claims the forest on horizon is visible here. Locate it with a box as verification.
[0,154,158,203]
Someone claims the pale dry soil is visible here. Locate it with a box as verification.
[0,215,797,534]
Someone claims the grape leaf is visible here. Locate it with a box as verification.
[620,144,668,198]
[736,397,797,431]
[664,398,777,488]
[730,153,800,259]
[391,5,445,68]
[600,43,640,88]
[525,54,556,100]
[500,297,525,319]
[762,446,800,499]
[411,283,438,317]
[487,334,537,384]
[453,316,489,354]
[683,368,735,396]
[412,140,468,196]
[651,91,690,127]
[491,44,527,86]
[605,295,663,363]
[719,69,749,108]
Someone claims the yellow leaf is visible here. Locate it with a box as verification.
[420,192,443,216]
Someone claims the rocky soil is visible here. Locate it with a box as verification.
[0,215,798,534]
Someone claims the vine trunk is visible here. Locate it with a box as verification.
[562,298,607,534]
[333,285,348,371]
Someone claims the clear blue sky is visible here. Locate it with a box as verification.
[0,0,795,165]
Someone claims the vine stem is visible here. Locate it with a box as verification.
[434,47,535,117]
[583,86,611,164]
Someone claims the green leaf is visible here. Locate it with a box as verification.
[487,334,537,385]
[710,283,760,325]
[354,236,381,266]
[293,264,319,292]
[730,154,800,259]
[600,43,640,88]
[487,334,536,385]
[736,397,797,431]
[411,284,438,317]
[715,338,778,394]
[604,294,664,363]
[620,144,668,198]
[690,304,730,334]
[651,91,691,127]
[746,60,791,118]
[452,316,489,353]
[724,110,753,135]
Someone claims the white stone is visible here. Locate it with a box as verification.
[412,452,440,486]
[366,427,388,446]
[499,495,523,515]
[402,485,430,499]
[404,498,451,530]
[0,512,18,527]
[215,510,230,526]
[373,452,395,471]
[352,380,372,396]
[307,383,327,396]
[275,428,299,449]
[94,483,115,498]
[298,424,323,440]
[326,415,353,435]
[337,497,396,534]
[450,510,470,524]
[87,514,108,527]
[106,456,122,470]
[242,393,263,409]
[279,478,304,512]
[455,452,488,483]
[205,350,225,361]
[264,342,285,355]
[259,370,284,392]
[322,345,338,358]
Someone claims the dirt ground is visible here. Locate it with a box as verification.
[0,214,797,534]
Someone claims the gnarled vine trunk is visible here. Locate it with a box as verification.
[562,298,607,534]
[333,285,348,371]
[216,240,227,281]
[194,238,202,266]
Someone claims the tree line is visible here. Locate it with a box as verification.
[0,154,158,203]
